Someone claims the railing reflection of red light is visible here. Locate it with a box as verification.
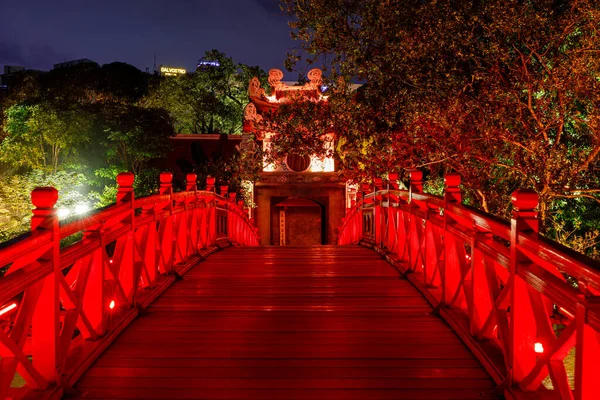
[534,342,544,354]
[0,302,17,317]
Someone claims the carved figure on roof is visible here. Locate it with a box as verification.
[268,69,285,91]
[307,69,323,89]
[244,102,263,124]
[248,77,266,99]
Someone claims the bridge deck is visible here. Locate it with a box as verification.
[71,246,497,399]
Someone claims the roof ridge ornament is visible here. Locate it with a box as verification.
[268,69,284,91]
[248,76,266,99]
[307,68,322,89]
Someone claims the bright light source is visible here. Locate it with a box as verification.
[57,208,70,219]
[0,302,17,317]
[109,259,113,264]
[309,155,335,172]
[74,203,90,215]
[534,342,544,354]
[109,300,115,309]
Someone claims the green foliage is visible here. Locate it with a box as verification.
[143,50,267,134]
[0,51,263,243]
[1,103,92,173]
[0,171,89,242]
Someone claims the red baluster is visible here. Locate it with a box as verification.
[388,172,399,190]
[114,173,137,302]
[206,175,215,192]
[158,172,175,271]
[509,190,539,384]
[442,173,462,303]
[220,185,229,197]
[186,173,199,256]
[31,187,60,384]
[186,173,197,191]
[409,170,423,198]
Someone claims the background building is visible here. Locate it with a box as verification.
[53,58,96,69]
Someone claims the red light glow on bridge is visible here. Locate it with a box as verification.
[0,302,17,317]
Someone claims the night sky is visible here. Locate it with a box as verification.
[0,0,302,76]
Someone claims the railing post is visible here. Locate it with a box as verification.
[159,172,173,197]
[575,282,600,399]
[220,185,229,198]
[31,187,60,384]
[115,172,137,302]
[442,173,461,304]
[374,177,384,246]
[186,173,199,255]
[206,176,215,192]
[207,177,217,245]
[186,173,197,191]
[509,190,538,384]
[409,170,423,200]
[158,172,175,272]
[406,170,424,272]
[388,172,399,190]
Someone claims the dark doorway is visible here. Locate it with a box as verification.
[272,197,326,246]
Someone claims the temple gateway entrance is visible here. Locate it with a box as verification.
[272,197,325,246]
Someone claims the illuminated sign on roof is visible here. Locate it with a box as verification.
[160,66,186,76]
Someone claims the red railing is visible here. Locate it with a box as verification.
[338,171,600,400]
[0,172,259,399]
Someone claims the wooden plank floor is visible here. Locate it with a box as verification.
[71,246,499,400]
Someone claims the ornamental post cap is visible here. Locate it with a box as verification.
[444,173,461,187]
[116,172,135,187]
[186,173,197,182]
[388,172,398,181]
[159,172,173,184]
[511,190,539,211]
[206,176,216,185]
[31,187,59,209]
[410,170,423,181]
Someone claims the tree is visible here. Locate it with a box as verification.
[101,104,174,177]
[143,50,267,134]
[279,0,600,256]
[1,102,92,173]
[0,61,176,241]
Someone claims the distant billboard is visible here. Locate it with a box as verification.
[160,66,186,76]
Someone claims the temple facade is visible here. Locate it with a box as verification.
[243,69,352,246]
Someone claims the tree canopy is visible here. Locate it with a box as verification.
[142,50,268,134]
[0,51,263,242]
[276,0,600,256]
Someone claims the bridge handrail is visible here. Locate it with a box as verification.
[0,172,259,400]
[338,172,600,399]
[343,190,600,290]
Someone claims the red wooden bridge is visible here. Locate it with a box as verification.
[1,171,599,400]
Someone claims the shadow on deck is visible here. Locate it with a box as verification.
[69,246,499,399]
